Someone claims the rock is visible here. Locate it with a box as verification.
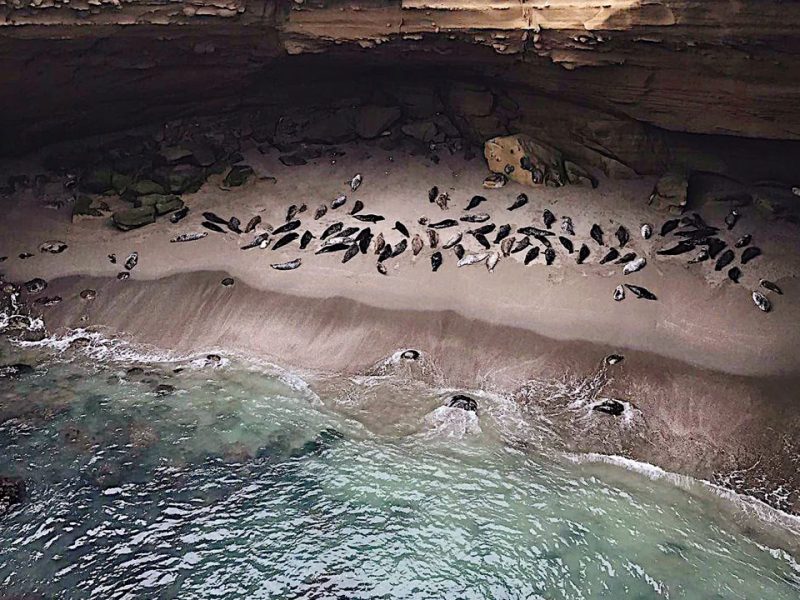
[160,146,193,163]
[649,172,688,214]
[401,120,438,143]
[354,105,402,139]
[72,194,107,222]
[485,134,579,188]
[111,172,134,194]
[164,164,206,194]
[134,194,184,216]
[0,476,25,512]
[188,142,218,167]
[0,363,34,379]
[112,206,156,231]
[223,165,254,187]
[154,383,176,396]
[39,240,68,254]
[274,109,355,146]
[279,154,308,167]
[80,167,114,194]
[449,85,494,117]
[129,179,166,196]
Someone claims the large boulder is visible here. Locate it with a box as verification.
[133,194,184,215]
[449,84,494,117]
[112,206,156,231]
[649,172,688,214]
[354,105,402,139]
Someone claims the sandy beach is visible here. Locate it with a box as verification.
[1,137,799,511]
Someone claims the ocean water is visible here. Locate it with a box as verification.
[0,336,798,599]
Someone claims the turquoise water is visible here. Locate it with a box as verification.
[0,339,798,599]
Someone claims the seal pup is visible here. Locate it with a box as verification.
[357,228,373,254]
[171,232,208,243]
[350,173,362,191]
[660,219,679,236]
[590,224,604,246]
[734,234,751,248]
[760,279,782,295]
[714,249,734,271]
[577,244,590,264]
[428,186,438,203]
[342,244,359,263]
[431,251,443,272]
[321,222,344,240]
[332,194,347,210]
[615,226,630,248]
[613,285,625,301]
[457,252,488,267]
[124,252,138,271]
[501,237,515,257]
[300,231,315,250]
[474,233,491,250]
[558,236,574,254]
[728,267,742,283]
[483,173,507,189]
[377,262,387,275]
[725,209,739,230]
[561,217,575,236]
[624,284,657,300]
[465,195,487,211]
[412,234,424,256]
[511,237,530,254]
[443,232,462,249]
[508,194,528,211]
[752,290,771,312]
[741,247,761,265]
[272,232,299,250]
[461,213,490,223]
[394,221,410,237]
[244,215,261,233]
[202,211,227,225]
[314,205,328,220]
[273,220,300,235]
[354,214,385,223]
[202,221,225,233]
[373,232,385,254]
[271,258,301,271]
[429,219,458,229]
[350,200,364,216]
[486,252,500,272]
[427,229,439,248]
[641,223,653,239]
[435,192,450,211]
[599,248,619,264]
[542,209,556,230]
[170,206,189,224]
[524,246,539,265]
[494,225,511,244]
[615,252,636,265]
[543,247,555,265]
[453,244,466,260]
[623,257,646,274]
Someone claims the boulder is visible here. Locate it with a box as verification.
[134,194,184,215]
[649,172,688,214]
[223,165,254,187]
[80,167,114,194]
[111,172,134,194]
[164,165,205,193]
[354,105,402,139]
[401,120,438,143]
[129,179,166,196]
[72,194,107,221]
[112,206,156,231]
[449,85,494,117]
[484,133,570,187]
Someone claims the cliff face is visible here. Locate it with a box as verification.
[2,1,800,177]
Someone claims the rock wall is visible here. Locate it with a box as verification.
[2,1,800,178]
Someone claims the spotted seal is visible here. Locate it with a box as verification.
[427,229,439,248]
[501,237,515,257]
[508,194,528,211]
[577,244,590,264]
[431,251,443,272]
[321,222,343,240]
[124,252,138,271]
[350,200,364,216]
[171,232,208,243]
[641,223,653,239]
[412,235,424,256]
[271,258,302,271]
[493,224,511,244]
[558,236,574,254]
[394,221,410,238]
[342,244,359,264]
[443,232,462,249]
[561,216,575,236]
[354,214,385,223]
[350,173,362,191]
[314,205,328,220]
[623,257,646,274]
[590,224,604,246]
[273,220,300,236]
[244,215,261,233]
[741,247,761,265]
[457,252,488,267]
[300,231,315,250]
[613,285,625,301]
[752,290,771,312]
[714,250,734,271]
[625,284,657,300]
[447,394,478,412]
[544,247,555,265]
[331,194,347,210]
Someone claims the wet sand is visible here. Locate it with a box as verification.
[1,138,799,511]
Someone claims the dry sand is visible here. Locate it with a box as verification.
[1,138,799,510]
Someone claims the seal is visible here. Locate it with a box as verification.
[724,209,739,230]
[760,279,782,295]
[350,200,364,216]
[378,244,393,263]
[373,232,385,254]
[357,228,373,254]
[117,272,130,281]
[483,173,507,189]
[494,224,511,244]
[447,394,478,412]
[465,195,487,211]
[486,252,499,272]
[342,244,359,264]
[427,229,439,248]
[508,194,528,211]
[431,251,443,272]
[321,222,343,240]
[457,252,488,267]
[501,237,515,257]
[510,237,530,254]
[202,221,225,233]
[244,215,261,233]
[170,206,189,224]
[460,213,490,223]
[518,226,553,238]
[613,285,625,301]
[474,233,491,250]
[614,252,636,265]
[524,246,539,265]
[331,194,347,210]
[429,219,458,229]
[659,219,679,236]
[350,173,362,191]
[734,234,751,248]
[687,249,709,264]
[706,238,727,259]
[221,277,234,287]
[300,231,315,250]
[80,289,97,301]
[108,253,116,264]
[714,249,734,271]
[317,242,350,254]
[272,232,299,251]
[271,258,302,271]
[273,220,300,236]
[39,240,67,254]
[435,193,450,211]
[286,205,299,222]
[443,232,462,249]
[202,211,227,225]
[394,221,410,237]
[728,267,742,283]
[752,290,771,312]
[615,226,630,248]
[558,236,574,254]
[599,248,619,264]
[641,223,653,239]
[124,252,138,271]
[412,234,424,256]
[24,278,47,294]
[391,239,408,258]
[453,244,466,260]
[170,232,208,243]
[590,224,604,246]
[533,234,552,248]
[377,263,388,275]
[544,247,555,265]
[605,354,624,365]
[623,256,646,274]
[577,244,590,264]
[470,224,495,236]
[340,226,359,238]
[593,399,625,416]
[741,246,761,265]
[657,241,695,256]
[353,214,385,223]
[428,186,438,203]
[624,284,657,300]
[241,232,269,250]
[314,205,328,220]
[561,217,575,236]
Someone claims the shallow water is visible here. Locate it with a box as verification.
[0,340,798,599]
